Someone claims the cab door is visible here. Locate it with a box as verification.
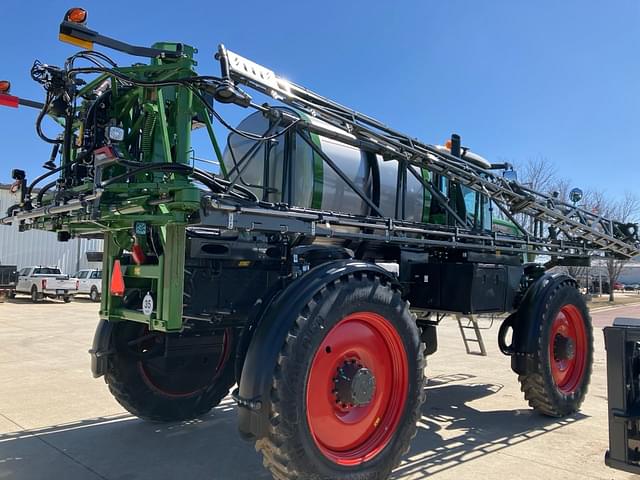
[448,181,492,231]
[77,271,89,293]
[17,268,31,292]
[89,270,102,293]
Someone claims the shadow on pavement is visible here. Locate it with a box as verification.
[3,296,68,305]
[0,375,586,479]
[392,374,587,478]
[3,296,99,305]
[0,398,270,480]
[68,296,100,304]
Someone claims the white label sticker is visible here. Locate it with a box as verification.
[142,292,154,316]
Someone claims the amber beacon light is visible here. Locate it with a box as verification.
[65,8,88,24]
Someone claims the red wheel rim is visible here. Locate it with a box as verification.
[305,312,409,466]
[548,305,587,394]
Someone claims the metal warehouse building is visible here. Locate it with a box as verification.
[0,185,103,274]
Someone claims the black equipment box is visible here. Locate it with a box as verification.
[604,318,640,475]
[407,262,522,314]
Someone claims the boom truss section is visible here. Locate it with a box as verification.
[214,47,639,260]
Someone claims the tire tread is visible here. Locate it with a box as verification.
[517,279,593,417]
[256,273,425,480]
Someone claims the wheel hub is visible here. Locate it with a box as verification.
[548,305,588,394]
[333,360,376,408]
[553,333,576,361]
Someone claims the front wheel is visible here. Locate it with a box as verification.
[518,280,593,417]
[256,273,425,480]
[105,321,237,421]
[89,287,100,302]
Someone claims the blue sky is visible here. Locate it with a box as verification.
[1,1,638,200]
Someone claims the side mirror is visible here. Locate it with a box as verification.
[569,187,583,204]
[503,169,518,182]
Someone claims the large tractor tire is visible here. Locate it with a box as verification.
[105,321,237,422]
[256,273,425,480]
[517,279,593,417]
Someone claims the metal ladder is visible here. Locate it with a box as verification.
[456,315,487,356]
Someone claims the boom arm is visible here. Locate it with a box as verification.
[215,47,639,260]
[1,38,638,262]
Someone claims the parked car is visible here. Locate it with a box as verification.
[72,269,102,302]
[0,265,18,301]
[614,282,625,291]
[15,266,78,302]
[624,283,640,291]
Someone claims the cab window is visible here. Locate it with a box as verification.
[34,267,61,275]
[459,185,492,231]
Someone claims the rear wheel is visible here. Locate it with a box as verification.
[30,286,38,303]
[518,280,593,417]
[256,273,425,480]
[105,321,237,421]
[90,287,100,302]
[63,296,72,303]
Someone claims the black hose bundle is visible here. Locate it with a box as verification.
[27,55,295,205]
[102,161,258,203]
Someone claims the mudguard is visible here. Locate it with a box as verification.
[236,259,399,440]
[89,318,116,378]
[510,273,577,374]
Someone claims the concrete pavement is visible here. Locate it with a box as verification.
[0,297,638,479]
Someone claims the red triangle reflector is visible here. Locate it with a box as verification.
[0,94,19,108]
[110,260,125,296]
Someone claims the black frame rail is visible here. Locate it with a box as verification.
[201,195,593,260]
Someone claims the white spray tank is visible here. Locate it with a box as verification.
[222,109,491,224]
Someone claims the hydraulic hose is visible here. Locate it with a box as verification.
[100,162,258,202]
[36,180,57,207]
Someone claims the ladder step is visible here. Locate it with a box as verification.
[456,315,487,357]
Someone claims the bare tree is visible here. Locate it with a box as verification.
[520,157,558,193]
[512,157,559,235]
[497,159,638,300]
[550,181,598,289]
[588,192,640,301]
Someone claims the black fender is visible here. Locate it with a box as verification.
[236,259,399,440]
[234,280,286,383]
[89,318,116,378]
[234,245,354,383]
[509,273,578,375]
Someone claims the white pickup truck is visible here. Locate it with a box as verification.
[16,266,78,302]
[72,269,102,302]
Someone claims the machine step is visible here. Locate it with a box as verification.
[456,314,487,356]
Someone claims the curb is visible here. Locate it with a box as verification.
[589,301,640,313]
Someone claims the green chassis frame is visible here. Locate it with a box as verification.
[37,42,224,332]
